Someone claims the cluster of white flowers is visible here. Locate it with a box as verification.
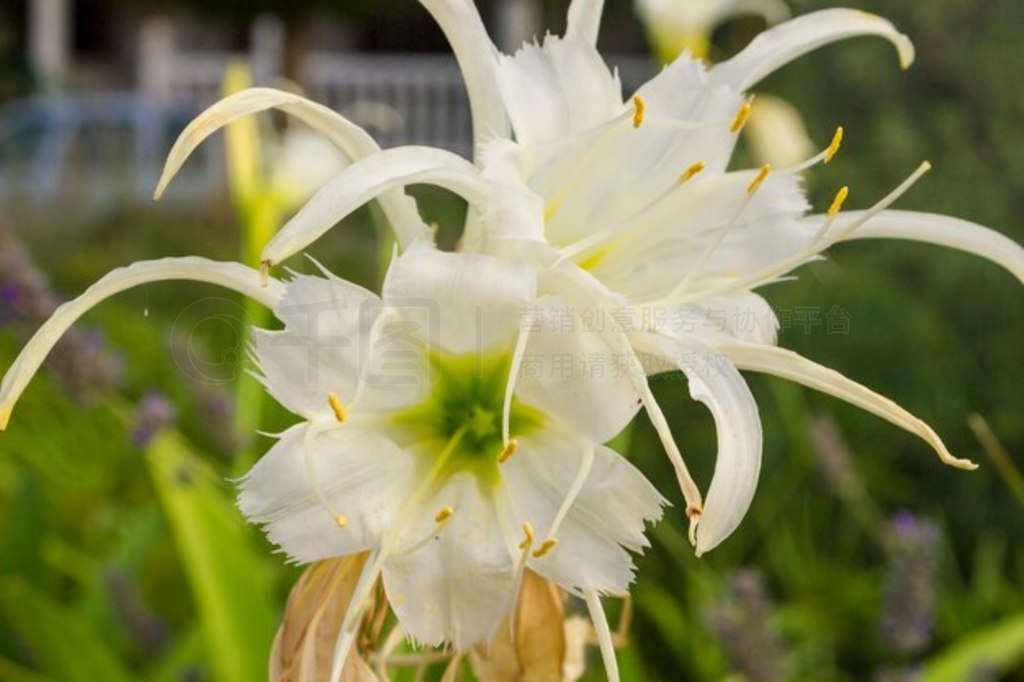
[2,1,1022,680]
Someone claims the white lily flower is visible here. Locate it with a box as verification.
[635,0,790,61]
[0,243,665,677]
[247,6,1023,560]
[140,5,1024,680]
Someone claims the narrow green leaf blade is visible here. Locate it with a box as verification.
[923,614,1024,682]
[147,431,278,682]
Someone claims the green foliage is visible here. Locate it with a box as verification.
[147,431,279,682]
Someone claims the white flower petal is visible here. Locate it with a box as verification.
[566,0,605,45]
[633,333,762,556]
[238,424,416,563]
[513,293,642,443]
[262,147,485,267]
[522,57,743,247]
[273,271,376,337]
[643,292,779,347]
[153,87,426,247]
[711,9,915,92]
[0,258,281,430]
[495,36,623,146]
[503,429,666,593]
[382,473,516,649]
[837,209,1024,286]
[712,340,979,470]
[251,272,380,419]
[585,170,812,301]
[382,241,537,353]
[418,0,509,148]
[252,329,359,420]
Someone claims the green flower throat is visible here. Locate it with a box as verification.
[390,350,544,486]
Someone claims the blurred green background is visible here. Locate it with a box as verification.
[1,0,1023,680]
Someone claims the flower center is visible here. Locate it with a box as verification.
[390,349,544,485]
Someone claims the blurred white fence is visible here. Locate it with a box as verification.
[0,13,655,206]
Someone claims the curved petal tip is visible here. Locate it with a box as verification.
[853,10,914,68]
[0,403,11,431]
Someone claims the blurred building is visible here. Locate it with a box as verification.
[0,0,650,207]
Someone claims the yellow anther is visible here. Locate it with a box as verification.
[259,260,271,287]
[828,186,850,218]
[678,161,706,184]
[632,95,646,129]
[825,126,844,164]
[498,438,519,463]
[335,514,349,528]
[518,522,535,550]
[532,538,558,558]
[327,392,347,422]
[435,506,455,524]
[729,102,752,133]
[747,164,771,194]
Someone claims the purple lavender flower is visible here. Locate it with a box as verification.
[707,568,789,682]
[131,390,176,449]
[880,512,941,657]
[0,225,123,398]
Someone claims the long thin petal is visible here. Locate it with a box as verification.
[710,9,914,92]
[0,258,282,430]
[418,0,509,148]
[835,209,1024,286]
[154,87,427,247]
[711,340,978,470]
[262,147,487,267]
[633,333,762,556]
[566,0,604,45]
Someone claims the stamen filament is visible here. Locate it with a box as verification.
[672,172,767,296]
[501,323,533,444]
[348,307,398,410]
[584,588,621,682]
[682,162,933,302]
[543,443,595,544]
[302,420,350,528]
[780,126,845,173]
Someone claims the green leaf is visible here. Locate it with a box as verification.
[0,578,135,682]
[923,614,1024,682]
[146,431,278,682]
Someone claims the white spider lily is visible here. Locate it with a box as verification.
[245,5,1024,569]
[0,244,665,678]
[141,4,1024,680]
[635,0,790,61]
